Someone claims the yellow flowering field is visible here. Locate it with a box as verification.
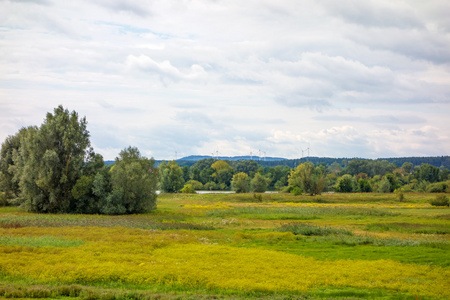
[0,193,449,299]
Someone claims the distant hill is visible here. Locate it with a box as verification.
[178,155,286,162]
[106,156,450,169]
[257,156,450,169]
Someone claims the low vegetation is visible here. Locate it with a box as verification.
[0,192,448,299]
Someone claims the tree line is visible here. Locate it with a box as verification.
[1,106,449,214]
[159,156,449,195]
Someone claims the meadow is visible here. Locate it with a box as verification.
[0,192,448,300]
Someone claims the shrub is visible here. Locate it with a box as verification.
[253,193,263,202]
[336,175,354,193]
[180,184,196,194]
[231,172,250,193]
[377,178,391,193]
[0,192,8,206]
[186,180,203,190]
[291,186,303,196]
[251,173,270,193]
[203,181,218,190]
[426,182,448,193]
[430,195,449,207]
[394,188,405,202]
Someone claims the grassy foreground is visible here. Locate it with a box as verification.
[0,192,448,299]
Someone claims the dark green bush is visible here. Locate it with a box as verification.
[0,192,8,206]
[426,182,448,193]
[430,195,449,207]
[291,186,303,196]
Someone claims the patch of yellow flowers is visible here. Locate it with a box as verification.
[0,226,448,298]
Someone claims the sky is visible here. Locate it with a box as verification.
[1,0,449,160]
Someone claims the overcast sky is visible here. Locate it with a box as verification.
[1,0,449,160]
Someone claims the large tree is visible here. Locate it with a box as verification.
[231,172,250,193]
[288,162,325,195]
[12,106,91,213]
[158,160,185,193]
[104,147,158,214]
[0,127,33,199]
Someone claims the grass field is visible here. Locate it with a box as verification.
[0,192,448,299]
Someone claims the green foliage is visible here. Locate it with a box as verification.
[416,163,440,183]
[108,147,158,214]
[291,186,303,196]
[288,162,325,195]
[203,181,219,190]
[377,178,391,193]
[211,160,234,187]
[394,188,405,202]
[0,127,29,198]
[8,106,92,213]
[71,174,98,214]
[99,190,126,215]
[231,172,250,193]
[430,195,449,207]
[253,193,263,202]
[336,175,354,193]
[185,180,203,190]
[426,182,448,193]
[234,160,258,176]
[250,173,270,193]
[356,178,372,192]
[0,192,8,206]
[158,160,185,193]
[180,184,196,194]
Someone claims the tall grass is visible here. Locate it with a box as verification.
[206,206,398,219]
[276,223,353,236]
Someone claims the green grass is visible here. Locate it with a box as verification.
[0,235,84,248]
[276,223,353,236]
[364,222,450,234]
[0,192,449,299]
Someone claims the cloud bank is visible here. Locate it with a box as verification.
[1,0,449,159]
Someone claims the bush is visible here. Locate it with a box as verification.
[186,180,203,190]
[180,184,196,194]
[231,172,250,193]
[336,175,354,193]
[253,193,263,202]
[430,195,449,207]
[0,192,8,207]
[394,188,405,202]
[203,181,219,190]
[291,186,303,196]
[377,178,391,193]
[426,182,448,193]
[251,173,270,193]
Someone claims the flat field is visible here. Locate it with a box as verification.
[0,193,449,299]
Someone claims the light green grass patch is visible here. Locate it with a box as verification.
[0,235,84,248]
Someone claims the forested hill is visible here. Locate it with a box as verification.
[136,155,450,169]
[257,156,450,169]
[146,156,450,169]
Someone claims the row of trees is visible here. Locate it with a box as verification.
[2,106,448,214]
[0,106,157,214]
[158,157,449,195]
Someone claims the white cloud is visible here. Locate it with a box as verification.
[0,0,449,160]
